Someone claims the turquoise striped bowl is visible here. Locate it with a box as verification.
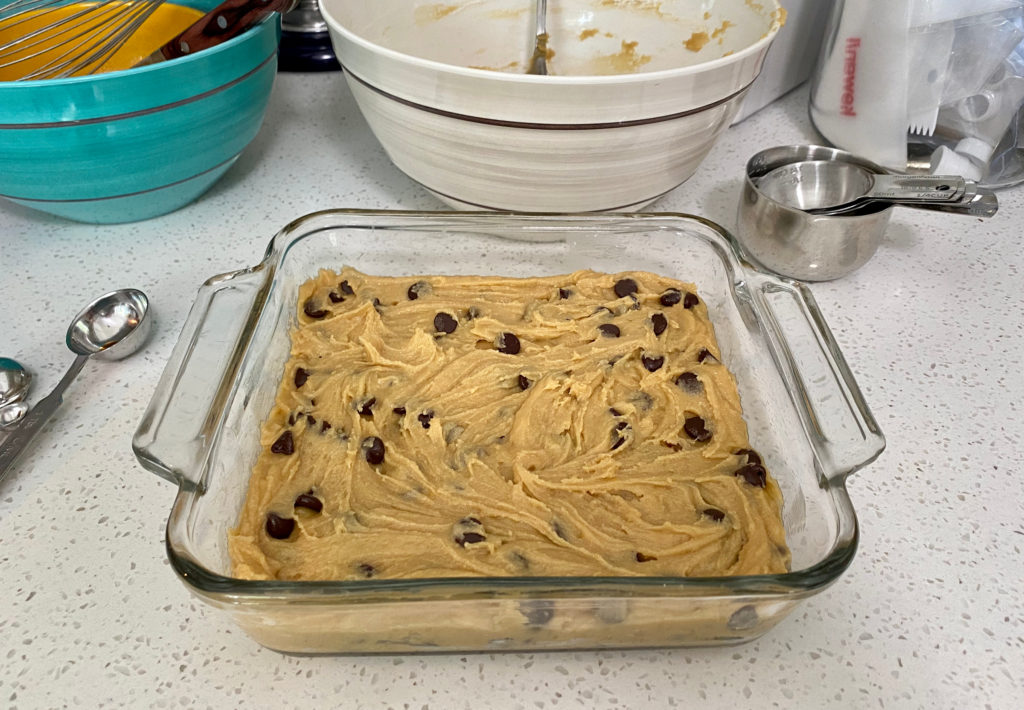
[0,0,280,223]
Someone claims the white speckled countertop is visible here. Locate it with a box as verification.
[1,73,1022,709]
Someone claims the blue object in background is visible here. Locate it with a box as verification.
[0,0,281,224]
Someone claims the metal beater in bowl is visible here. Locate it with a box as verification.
[0,0,296,80]
[527,0,549,75]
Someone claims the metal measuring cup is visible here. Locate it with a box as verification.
[735,145,896,282]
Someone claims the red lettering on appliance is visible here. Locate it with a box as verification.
[841,37,860,117]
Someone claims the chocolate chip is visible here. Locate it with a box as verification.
[660,440,682,451]
[628,294,641,310]
[615,421,628,431]
[552,521,569,541]
[303,300,327,319]
[735,448,762,466]
[675,371,703,394]
[393,406,407,416]
[287,413,296,426]
[496,332,521,355]
[294,493,323,513]
[356,397,376,418]
[328,291,345,303]
[635,552,657,562]
[735,463,767,488]
[641,354,664,372]
[520,600,555,626]
[613,278,638,298]
[407,280,429,300]
[357,563,375,578]
[265,512,295,539]
[698,348,718,364]
[631,391,653,411]
[611,436,626,450]
[683,292,699,309]
[270,430,295,455]
[456,531,486,546]
[703,507,726,522]
[609,407,622,416]
[320,420,332,433]
[558,288,571,299]
[683,415,712,442]
[466,306,481,320]
[462,516,482,525]
[727,605,759,631]
[434,312,457,334]
[305,414,316,426]
[518,374,530,390]
[651,312,668,336]
[510,551,531,570]
[362,436,385,465]
[339,280,354,296]
[598,323,620,338]
[294,367,309,388]
[659,289,682,307]
[417,411,434,429]
[444,423,464,444]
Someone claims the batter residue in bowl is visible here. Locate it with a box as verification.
[589,39,652,74]
[229,268,790,581]
[413,3,461,24]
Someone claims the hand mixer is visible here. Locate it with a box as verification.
[0,0,295,80]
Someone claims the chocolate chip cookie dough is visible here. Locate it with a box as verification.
[228,268,790,581]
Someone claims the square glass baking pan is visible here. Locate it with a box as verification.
[133,210,884,654]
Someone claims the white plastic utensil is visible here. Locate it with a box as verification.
[906,23,954,136]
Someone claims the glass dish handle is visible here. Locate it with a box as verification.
[133,268,266,490]
[751,276,885,482]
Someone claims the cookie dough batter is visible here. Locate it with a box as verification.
[228,268,790,581]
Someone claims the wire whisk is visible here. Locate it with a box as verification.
[0,0,166,80]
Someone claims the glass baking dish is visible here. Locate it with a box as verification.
[133,210,884,654]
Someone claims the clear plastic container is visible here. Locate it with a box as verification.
[809,0,1024,186]
[133,210,885,654]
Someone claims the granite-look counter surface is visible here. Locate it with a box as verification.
[0,74,1020,709]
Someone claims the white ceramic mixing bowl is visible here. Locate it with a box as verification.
[320,0,784,211]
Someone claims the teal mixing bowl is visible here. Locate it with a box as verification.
[0,0,280,223]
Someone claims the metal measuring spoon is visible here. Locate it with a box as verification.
[755,160,993,216]
[0,289,152,482]
[0,402,29,428]
[0,357,31,406]
[0,357,32,428]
